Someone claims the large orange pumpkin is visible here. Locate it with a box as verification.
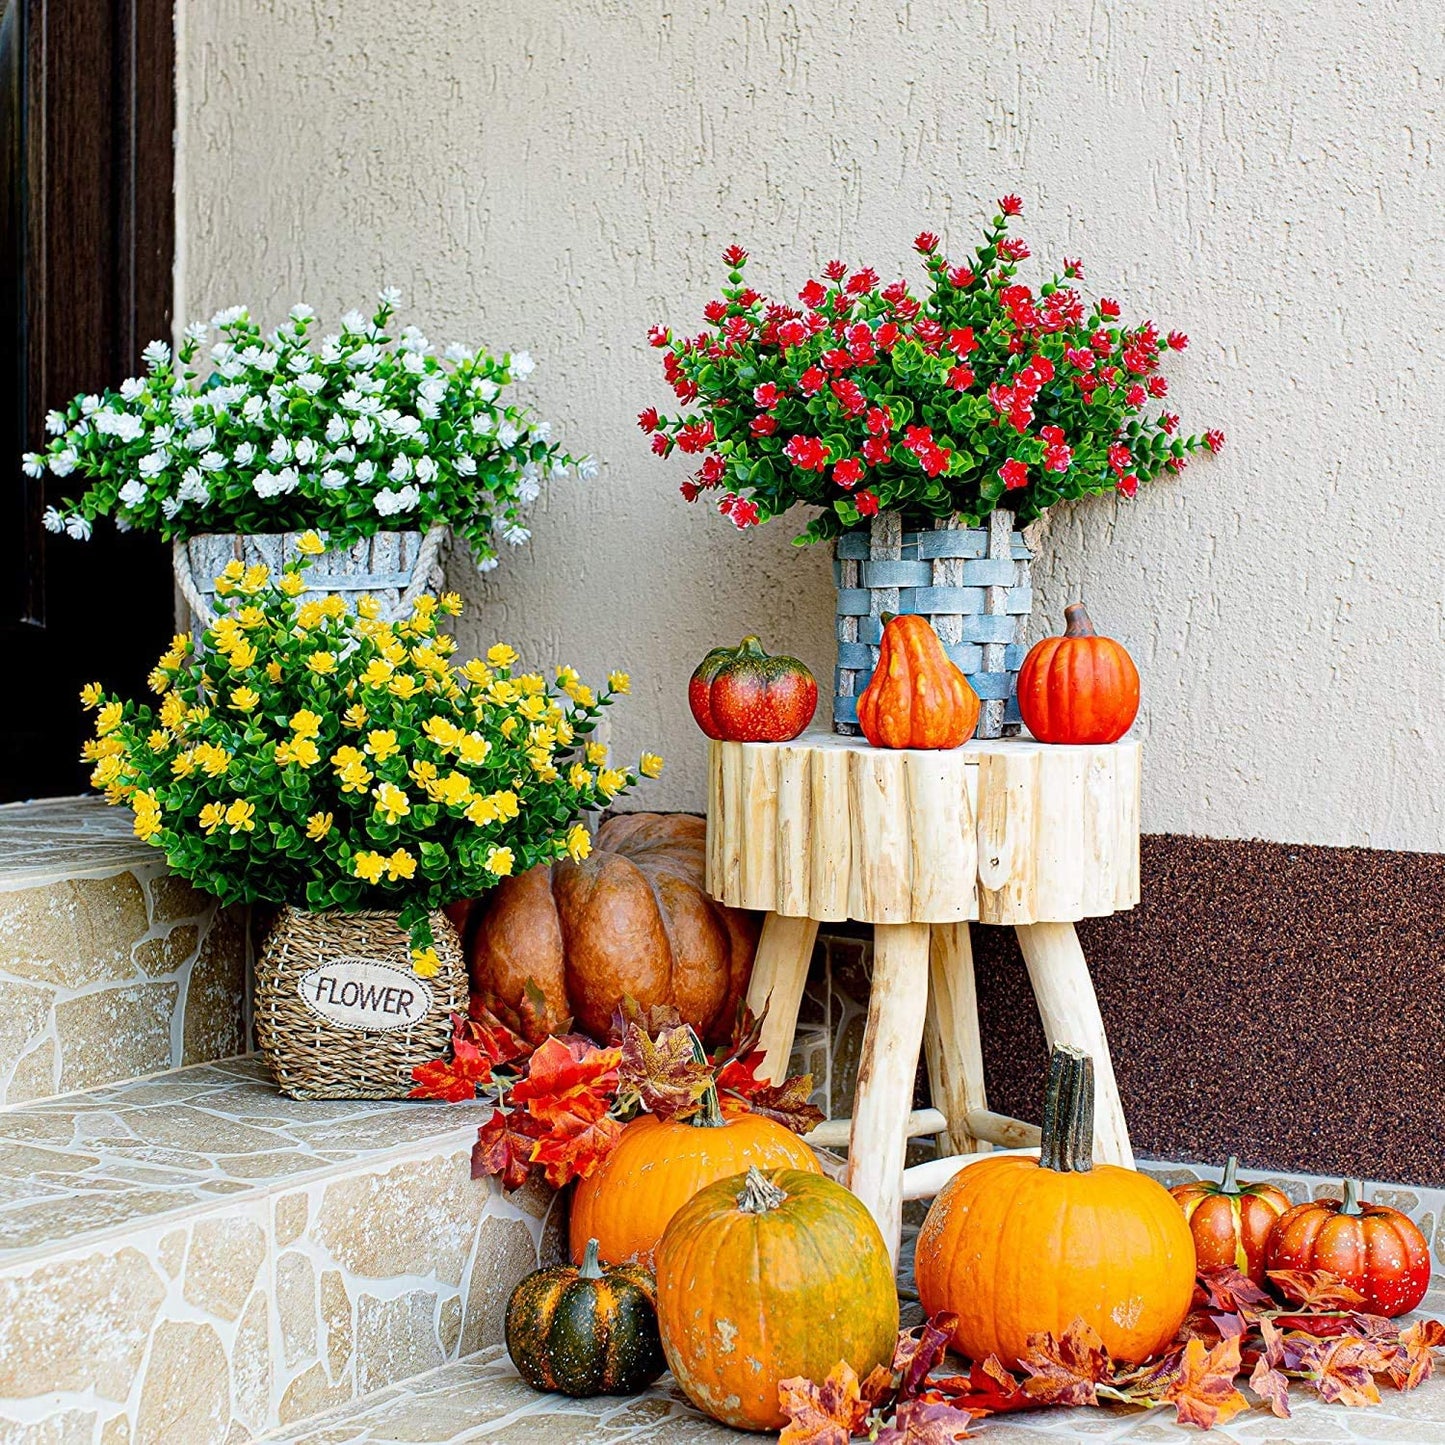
[656,1167,898,1431]
[1170,1156,1291,1284]
[857,613,980,748]
[915,1044,1195,1367]
[570,1081,820,1273]
[1016,603,1140,744]
[456,813,757,1045]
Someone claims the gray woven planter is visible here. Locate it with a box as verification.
[174,526,446,640]
[833,510,1033,739]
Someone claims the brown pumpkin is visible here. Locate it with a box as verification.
[857,613,980,749]
[457,813,757,1045]
[1016,603,1140,744]
[1170,1156,1291,1284]
[655,1166,899,1431]
[915,1044,1196,1367]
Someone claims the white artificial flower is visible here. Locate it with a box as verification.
[340,310,366,333]
[402,351,425,374]
[253,349,278,372]
[151,425,174,447]
[48,450,79,478]
[295,437,318,465]
[290,303,315,321]
[532,420,553,443]
[80,394,102,415]
[455,454,477,477]
[119,479,147,507]
[211,341,234,363]
[509,351,535,380]
[66,515,93,540]
[444,343,470,363]
[472,413,495,437]
[332,445,356,464]
[268,436,292,464]
[173,396,196,424]
[352,416,375,445]
[497,421,521,448]
[339,389,363,413]
[325,415,348,444]
[550,460,569,479]
[320,337,343,363]
[21,453,45,478]
[356,459,376,482]
[400,325,429,353]
[517,477,540,504]
[476,555,499,573]
[503,524,531,546]
[389,454,413,482]
[287,351,313,374]
[186,426,216,451]
[210,305,247,327]
[161,496,181,520]
[141,340,171,369]
[217,360,244,380]
[45,409,67,434]
[42,506,64,532]
[115,516,132,532]
[320,468,346,490]
[199,451,226,472]
[418,376,447,406]
[184,321,209,343]
[389,414,421,440]
[378,286,403,309]
[99,411,145,442]
[474,379,499,402]
[373,484,419,516]
[415,455,438,484]
[138,451,168,478]
[348,344,380,370]
[233,441,256,467]
[178,468,208,501]
[577,457,600,482]
[276,466,299,493]
[416,397,439,421]
[354,372,383,395]
[119,378,147,402]
[294,372,325,394]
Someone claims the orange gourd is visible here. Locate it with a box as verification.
[655,1166,898,1431]
[915,1045,1196,1367]
[857,613,980,748]
[569,1075,820,1273]
[1170,1156,1291,1284]
[1016,603,1140,744]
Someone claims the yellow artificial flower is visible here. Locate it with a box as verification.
[585,741,608,766]
[372,781,410,824]
[518,673,546,696]
[91,754,125,787]
[199,802,226,835]
[555,665,579,689]
[296,599,327,631]
[569,764,593,790]
[639,752,665,779]
[492,789,520,820]
[343,703,368,728]
[555,717,574,747]
[195,744,231,778]
[566,824,591,863]
[422,717,463,750]
[80,682,103,709]
[464,795,498,827]
[82,736,123,761]
[275,737,320,768]
[356,595,381,621]
[487,643,519,670]
[439,592,463,616]
[460,660,492,686]
[331,744,363,768]
[236,606,266,630]
[291,709,323,738]
[321,595,347,619]
[388,673,420,700]
[265,661,283,683]
[430,771,473,808]
[485,846,514,877]
[386,848,417,881]
[410,758,439,787]
[516,695,547,722]
[148,667,172,694]
[171,750,197,779]
[96,701,123,736]
[411,646,448,675]
[224,799,256,833]
[499,715,519,740]
[487,679,519,705]
[228,640,258,671]
[307,651,337,675]
[306,811,333,841]
[338,761,373,794]
[296,530,326,556]
[146,730,170,752]
[568,683,597,709]
[238,564,269,594]
[457,733,490,766]
[365,729,400,763]
[231,686,260,712]
[597,767,627,798]
[361,658,394,688]
[278,571,307,597]
[608,671,631,695]
[187,705,211,727]
[379,635,407,664]
[133,803,163,843]
[411,946,442,978]
[353,850,386,884]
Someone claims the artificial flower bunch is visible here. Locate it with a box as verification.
[27,290,596,572]
[642,196,1223,543]
[81,532,661,961]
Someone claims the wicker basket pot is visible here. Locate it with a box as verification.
[833,510,1033,739]
[254,906,467,1100]
[174,526,447,640]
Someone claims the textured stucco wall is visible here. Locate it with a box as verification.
[176,0,1445,852]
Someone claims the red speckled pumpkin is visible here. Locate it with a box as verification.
[1265,1180,1430,1317]
[688,636,817,742]
[1170,1156,1292,1284]
[857,613,980,749]
[1017,603,1140,744]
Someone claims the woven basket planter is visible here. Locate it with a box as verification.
[254,906,468,1100]
[174,526,447,639]
[833,510,1033,739]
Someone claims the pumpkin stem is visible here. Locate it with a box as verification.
[578,1237,604,1280]
[1340,1178,1363,1217]
[1063,602,1097,638]
[685,1026,728,1129]
[1222,1155,1240,1193]
[736,635,768,658]
[737,1165,787,1214]
[880,611,897,627]
[1039,1043,1094,1174]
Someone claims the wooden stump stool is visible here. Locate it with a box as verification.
[706,732,1141,1265]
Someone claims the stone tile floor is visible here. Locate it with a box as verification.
[0,794,158,888]
[269,1284,1445,1443]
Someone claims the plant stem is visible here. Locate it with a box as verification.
[578,1237,604,1280]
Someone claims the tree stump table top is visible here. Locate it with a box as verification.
[705,732,1141,927]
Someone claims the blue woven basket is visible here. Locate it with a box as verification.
[833,511,1032,738]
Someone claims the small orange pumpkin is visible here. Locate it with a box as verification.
[569,1076,820,1273]
[655,1166,899,1431]
[857,613,980,748]
[1016,603,1140,744]
[915,1044,1196,1367]
[1170,1156,1291,1284]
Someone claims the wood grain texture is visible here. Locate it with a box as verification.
[744,913,819,1084]
[923,923,989,1155]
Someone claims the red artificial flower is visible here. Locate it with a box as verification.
[1205,429,1226,453]
[997,236,1030,261]
[1108,442,1132,475]
[912,318,944,352]
[729,498,760,527]
[999,458,1028,489]
[862,435,891,465]
[679,480,701,502]
[1125,384,1146,408]
[1091,328,1114,354]
[1117,473,1140,498]
[915,231,940,253]
[821,347,854,372]
[875,321,900,349]
[722,244,749,267]
[738,288,760,306]
[831,379,867,416]
[1026,353,1054,383]
[823,259,848,281]
[833,457,864,488]
[1063,257,1084,278]
[1099,298,1121,318]
[999,194,1024,216]
[703,299,727,323]
[1166,456,1187,473]
[947,326,978,359]
[947,266,975,289]
[947,364,974,390]
[650,433,672,457]
[1160,411,1179,434]
[699,454,725,483]
[750,414,778,438]
[798,366,826,396]
[846,267,879,295]
[1168,330,1189,350]
[783,434,831,471]
[647,325,670,348]
[723,315,752,343]
[775,319,808,349]
[903,423,934,448]
[854,489,880,516]
[672,378,698,402]
[675,420,714,454]
[919,443,952,477]
[1148,375,1169,398]
[637,408,660,433]
[866,405,892,435]
[799,279,827,309]
[753,382,780,408]
[1065,347,1094,372]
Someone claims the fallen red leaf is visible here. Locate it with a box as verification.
[894,1314,957,1402]
[1390,1319,1445,1391]
[1162,1336,1249,1429]
[408,1014,498,1101]
[616,1022,713,1120]
[507,1036,620,1127]
[778,1360,872,1443]
[1198,1266,1273,1321]
[873,1398,976,1442]
[528,1110,624,1188]
[470,1109,538,1191]
[609,994,685,1042]
[1017,1320,1111,1406]
[1267,1269,1368,1311]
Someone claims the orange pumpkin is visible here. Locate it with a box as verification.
[915,1044,1196,1367]
[570,1080,819,1273]
[857,613,980,748]
[455,813,757,1045]
[656,1166,898,1431]
[1016,603,1140,744]
[1170,1156,1291,1284]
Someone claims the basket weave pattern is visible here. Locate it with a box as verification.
[254,907,467,1100]
[833,510,1033,739]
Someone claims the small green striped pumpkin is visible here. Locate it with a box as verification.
[505,1237,666,1397]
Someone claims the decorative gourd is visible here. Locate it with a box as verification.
[504,1237,666,1396]
[1016,603,1140,744]
[1170,1156,1291,1284]
[688,635,818,742]
[458,812,757,1045]
[570,1071,820,1272]
[1264,1180,1430,1317]
[655,1166,898,1431]
[857,613,980,749]
[915,1044,1196,1367]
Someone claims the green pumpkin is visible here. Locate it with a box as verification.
[505,1237,666,1397]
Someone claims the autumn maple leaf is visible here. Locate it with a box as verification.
[616,1022,713,1120]
[1161,1336,1249,1429]
[873,1399,976,1442]
[457,1007,531,1069]
[471,1109,539,1191]
[507,1036,621,1127]
[733,1073,825,1134]
[610,994,685,1042]
[1267,1269,1368,1311]
[893,1314,957,1402]
[1299,1334,1384,1408]
[1390,1319,1445,1391]
[1017,1320,1112,1406]
[1248,1318,1292,1420]
[408,1014,497,1101]
[529,1111,624,1188]
[778,1361,871,1443]
[1198,1266,1273,1321]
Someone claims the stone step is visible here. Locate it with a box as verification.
[0,1056,557,1442]
[0,796,251,1101]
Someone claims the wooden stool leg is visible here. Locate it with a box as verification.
[847,921,932,1268]
[1014,921,1134,1168]
[923,922,989,1157]
[745,914,820,1085]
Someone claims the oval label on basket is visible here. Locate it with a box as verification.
[296,957,433,1033]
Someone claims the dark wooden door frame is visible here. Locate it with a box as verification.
[0,0,175,799]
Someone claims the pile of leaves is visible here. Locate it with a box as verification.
[410,995,824,1191]
[780,1267,1445,1440]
